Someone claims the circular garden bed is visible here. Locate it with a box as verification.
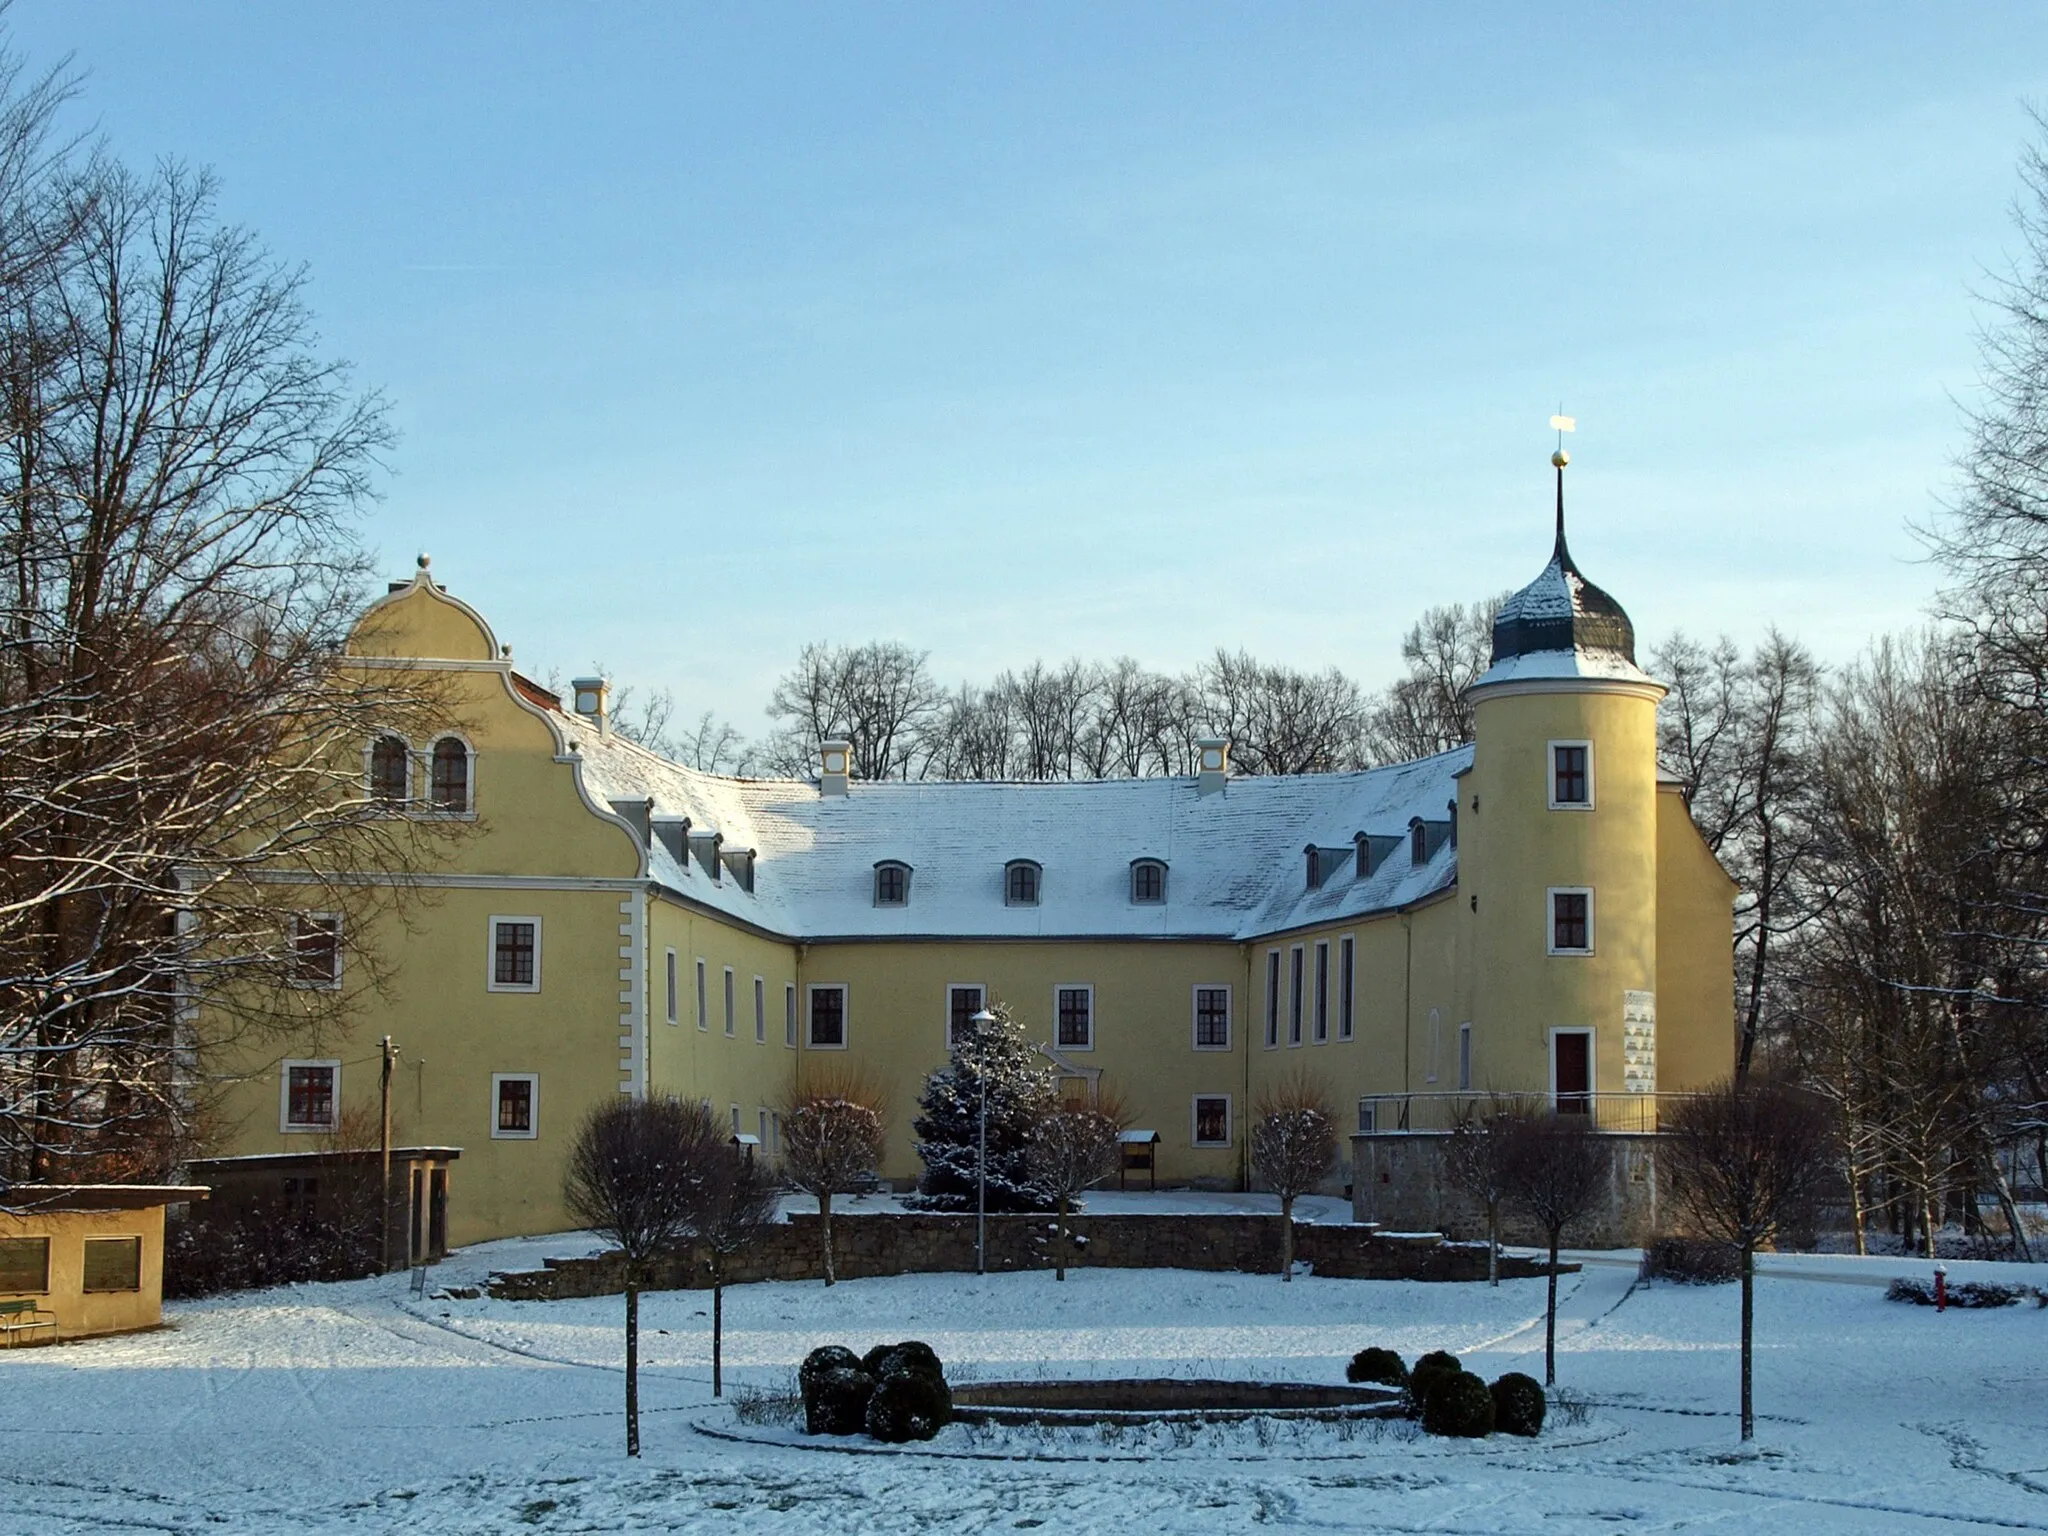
[949,1377,1404,1426]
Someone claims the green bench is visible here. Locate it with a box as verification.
[0,1296,55,1345]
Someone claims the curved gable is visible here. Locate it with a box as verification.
[348,560,500,662]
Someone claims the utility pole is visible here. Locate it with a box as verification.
[379,1035,398,1273]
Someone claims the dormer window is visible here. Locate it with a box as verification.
[1130,859,1166,904]
[874,861,911,907]
[430,736,471,812]
[1410,818,1428,866]
[1005,860,1041,907]
[368,735,409,803]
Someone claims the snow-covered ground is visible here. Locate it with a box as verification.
[3,1239,2044,1533]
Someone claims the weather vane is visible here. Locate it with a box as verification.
[1550,408,1575,466]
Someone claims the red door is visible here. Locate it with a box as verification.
[1554,1032,1591,1115]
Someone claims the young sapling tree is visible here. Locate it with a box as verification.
[1025,1088,1128,1280]
[1249,1074,1338,1281]
[691,1138,782,1398]
[1498,1111,1603,1385]
[780,1073,885,1285]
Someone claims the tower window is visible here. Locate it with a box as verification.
[1549,888,1593,954]
[1550,741,1593,809]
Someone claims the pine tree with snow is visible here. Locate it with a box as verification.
[909,1000,1058,1212]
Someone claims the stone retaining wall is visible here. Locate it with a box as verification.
[485,1210,1570,1300]
[1352,1131,1663,1248]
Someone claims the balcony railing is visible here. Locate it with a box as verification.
[1353,1091,1696,1137]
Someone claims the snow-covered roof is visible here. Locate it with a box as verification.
[1472,646,1659,691]
[565,724,1468,942]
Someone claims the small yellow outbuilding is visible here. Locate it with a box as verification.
[0,1185,208,1345]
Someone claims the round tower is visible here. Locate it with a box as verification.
[1463,452,1664,1114]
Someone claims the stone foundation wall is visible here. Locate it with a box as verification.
[485,1209,1569,1300]
[1350,1132,1663,1249]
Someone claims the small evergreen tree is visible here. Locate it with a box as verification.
[910,1000,1057,1212]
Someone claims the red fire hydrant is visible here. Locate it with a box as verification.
[1934,1264,1948,1312]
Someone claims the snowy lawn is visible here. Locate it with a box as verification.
[2,1245,2043,1534]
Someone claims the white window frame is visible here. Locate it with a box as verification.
[279,1058,341,1134]
[1547,886,1596,956]
[664,948,678,1025]
[1288,944,1305,1047]
[1191,984,1231,1052]
[1338,933,1355,1040]
[1191,1093,1233,1148]
[945,983,987,1049]
[486,915,542,993]
[758,1107,770,1145]
[1264,949,1281,1049]
[1549,1026,1596,1107]
[423,731,479,819]
[1130,858,1167,905]
[1053,983,1094,1052]
[1004,859,1041,907]
[785,981,798,1049]
[873,861,912,907]
[491,1072,540,1140]
[364,732,412,806]
[753,975,767,1043]
[807,983,849,1050]
[1312,940,1330,1044]
[289,912,343,991]
[1458,1022,1473,1092]
[695,957,709,1030]
[723,966,737,1037]
[730,1104,742,1136]
[1548,739,1595,811]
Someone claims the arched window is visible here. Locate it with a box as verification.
[873,861,911,907]
[1004,859,1041,907]
[369,736,409,803]
[1130,859,1167,904]
[430,737,471,812]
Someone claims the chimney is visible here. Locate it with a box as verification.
[571,676,611,737]
[819,739,852,797]
[1196,738,1230,797]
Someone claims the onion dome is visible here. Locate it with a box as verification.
[1488,450,1636,667]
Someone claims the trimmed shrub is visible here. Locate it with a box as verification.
[806,1367,876,1435]
[1885,1276,2043,1308]
[1490,1372,1546,1437]
[1413,1348,1461,1376]
[869,1340,946,1383]
[865,1369,953,1442]
[1345,1347,1408,1388]
[1420,1369,1496,1438]
[800,1345,861,1398]
[1405,1350,1463,1417]
[1642,1236,1739,1285]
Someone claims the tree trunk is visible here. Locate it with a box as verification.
[1544,1229,1560,1386]
[1280,1194,1295,1281]
[820,1191,835,1286]
[712,1274,724,1398]
[1739,1241,1755,1442]
[1054,1190,1068,1282]
[1487,1198,1499,1287]
[625,1280,641,1457]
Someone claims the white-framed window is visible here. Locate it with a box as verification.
[1338,934,1355,1040]
[1312,941,1330,1044]
[1548,887,1595,955]
[808,984,848,1049]
[1004,859,1041,906]
[695,958,708,1030]
[1192,1094,1232,1147]
[1054,984,1093,1050]
[290,913,342,990]
[487,916,541,992]
[366,733,410,805]
[723,966,736,1036]
[1288,945,1305,1046]
[785,981,798,1048]
[1192,985,1231,1051]
[753,976,766,1043]
[1130,859,1167,904]
[280,1059,340,1133]
[731,1104,742,1136]
[1426,1007,1441,1083]
[1551,1026,1595,1114]
[428,734,474,814]
[1458,1023,1473,1092]
[758,1107,770,1145]
[874,861,911,906]
[1264,949,1281,1049]
[664,949,678,1025]
[492,1073,539,1139]
[1549,740,1594,810]
[946,984,986,1048]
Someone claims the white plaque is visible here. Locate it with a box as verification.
[1621,990,1656,1094]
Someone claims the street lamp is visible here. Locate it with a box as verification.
[969,1006,997,1276]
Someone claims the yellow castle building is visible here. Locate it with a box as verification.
[204,469,1737,1248]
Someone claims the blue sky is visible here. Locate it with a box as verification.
[14,4,2046,728]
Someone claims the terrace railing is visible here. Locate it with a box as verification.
[1353,1091,1695,1137]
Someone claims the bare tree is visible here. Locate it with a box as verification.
[691,1139,781,1398]
[1443,1099,1536,1286]
[1498,1112,1604,1384]
[563,1096,719,1456]
[764,640,936,781]
[1248,1074,1338,1280]
[0,110,460,1187]
[1663,1081,1834,1441]
[1359,597,1501,765]
[1196,650,1365,775]
[780,1072,886,1286]
[1025,1089,1128,1281]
